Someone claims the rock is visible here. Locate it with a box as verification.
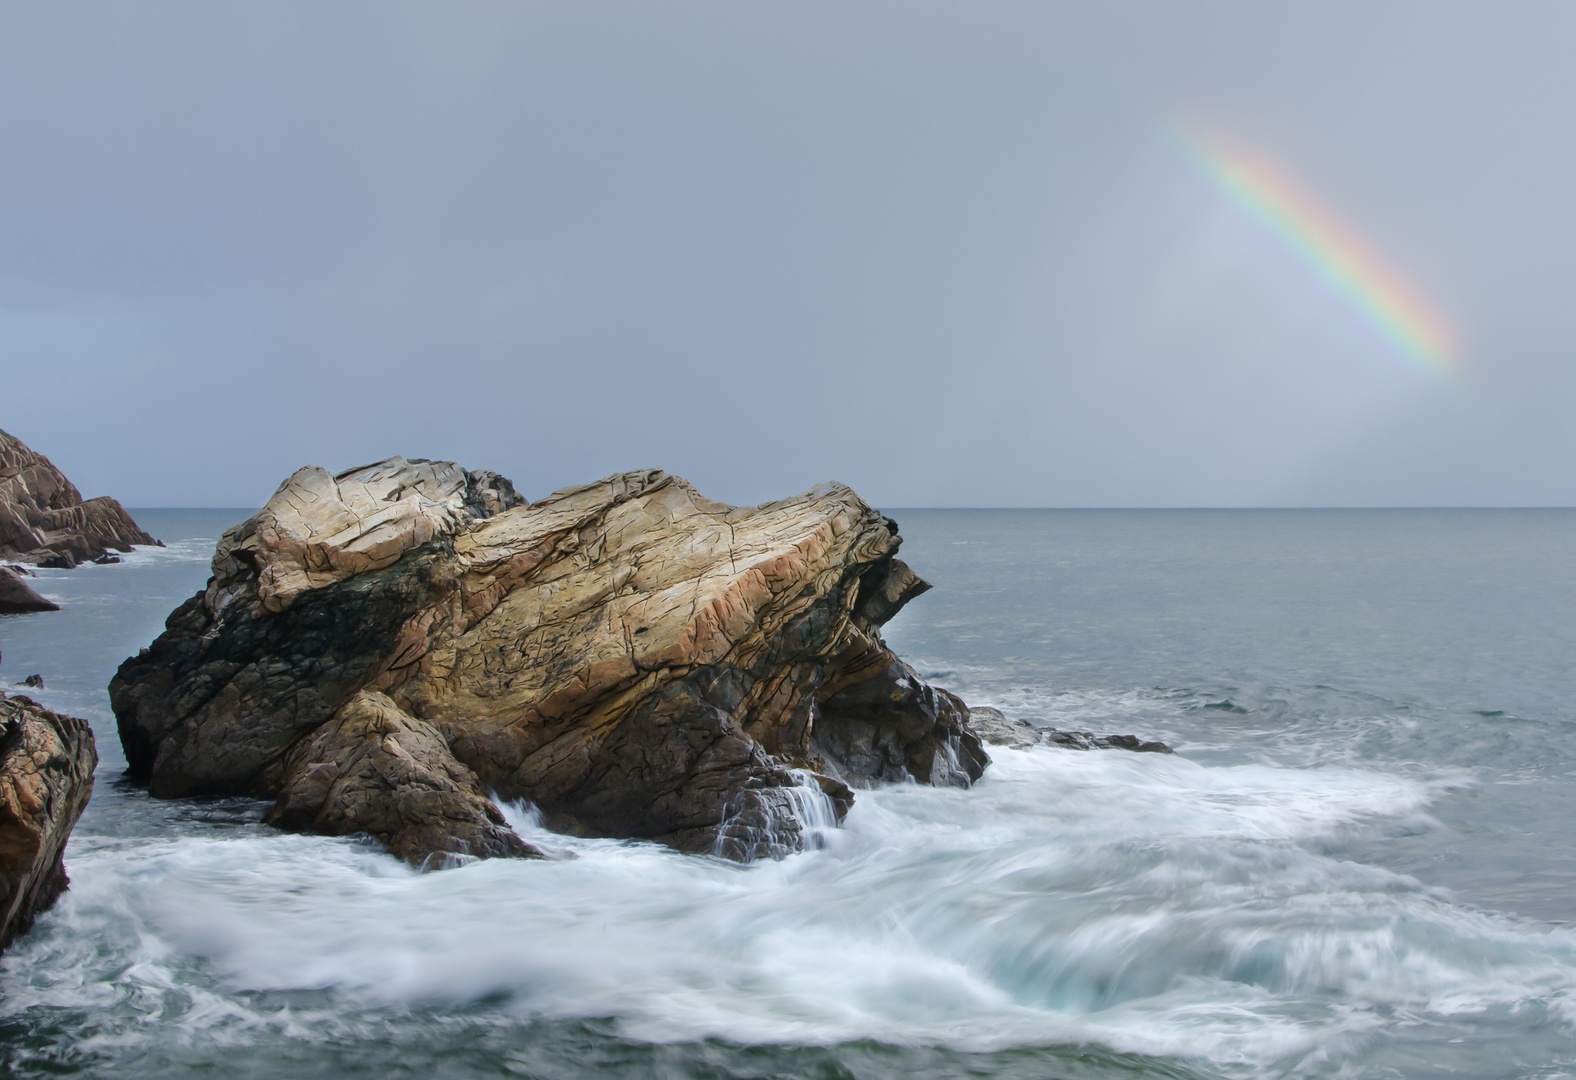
[0,428,158,567]
[22,675,43,690]
[965,706,1173,754]
[91,555,121,565]
[0,693,97,953]
[267,689,544,866]
[111,460,986,866]
[963,706,1045,750]
[0,567,59,614]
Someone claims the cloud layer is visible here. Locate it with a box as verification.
[4,3,1573,507]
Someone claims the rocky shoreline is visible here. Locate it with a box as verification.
[0,428,158,570]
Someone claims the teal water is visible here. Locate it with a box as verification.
[1,508,1574,1079]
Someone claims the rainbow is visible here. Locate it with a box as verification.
[1175,125,1457,379]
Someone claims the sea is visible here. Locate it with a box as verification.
[1,507,1574,1080]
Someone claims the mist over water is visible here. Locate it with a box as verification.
[2,509,1575,1078]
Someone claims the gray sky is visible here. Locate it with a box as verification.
[4,2,1575,508]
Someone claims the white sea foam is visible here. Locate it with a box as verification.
[6,746,1572,1075]
[114,537,222,565]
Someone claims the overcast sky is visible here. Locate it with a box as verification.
[4,3,1575,508]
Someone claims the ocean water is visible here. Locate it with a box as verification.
[1,507,1574,1080]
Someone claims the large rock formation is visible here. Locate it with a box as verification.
[0,428,158,568]
[111,460,986,865]
[0,693,97,952]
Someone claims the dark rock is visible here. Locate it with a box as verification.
[0,567,59,615]
[91,554,121,565]
[22,675,42,690]
[965,706,1174,755]
[816,660,987,786]
[0,693,97,953]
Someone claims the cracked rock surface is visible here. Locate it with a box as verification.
[111,459,986,865]
[0,428,157,568]
[0,693,96,953]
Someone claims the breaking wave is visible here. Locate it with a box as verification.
[5,746,1573,1077]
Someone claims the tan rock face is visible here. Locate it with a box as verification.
[0,428,158,568]
[211,458,513,614]
[268,689,543,866]
[0,693,97,952]
[112,461,985,865]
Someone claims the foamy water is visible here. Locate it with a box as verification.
[15,748,1572,1072]
[2,509,1575,1078]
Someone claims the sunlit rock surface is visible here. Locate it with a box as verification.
[0,428,157,568]
[0,693,96,952]
[111,460,985,865]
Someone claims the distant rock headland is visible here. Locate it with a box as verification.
[111,460,988,865]
[0,692,97,953]
[0,428,158,569]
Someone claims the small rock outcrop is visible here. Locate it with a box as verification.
[966,706,1174,754]
[0,693,97,952]
[0,567,59,614]
[111,460,986,866]
[0,428,158,568]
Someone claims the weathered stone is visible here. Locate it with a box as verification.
[0,693,96,953]
[266,690,543,865]
[112,460,985,866]
[0,567,59,614]
[965,705,1173,754]
[0,428,158,567]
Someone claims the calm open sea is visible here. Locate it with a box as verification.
[1,507,1573,1079]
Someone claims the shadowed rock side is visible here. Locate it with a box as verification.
[0,566,59,614]
[111,460,985,866]
[0,428,158,568]
[0,693,97,953]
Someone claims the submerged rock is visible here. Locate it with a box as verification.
[0,566,59,614]
[965,706,1173,754]
[0,693,97,952]
[0,428,159,568]
[111,460,986,866]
